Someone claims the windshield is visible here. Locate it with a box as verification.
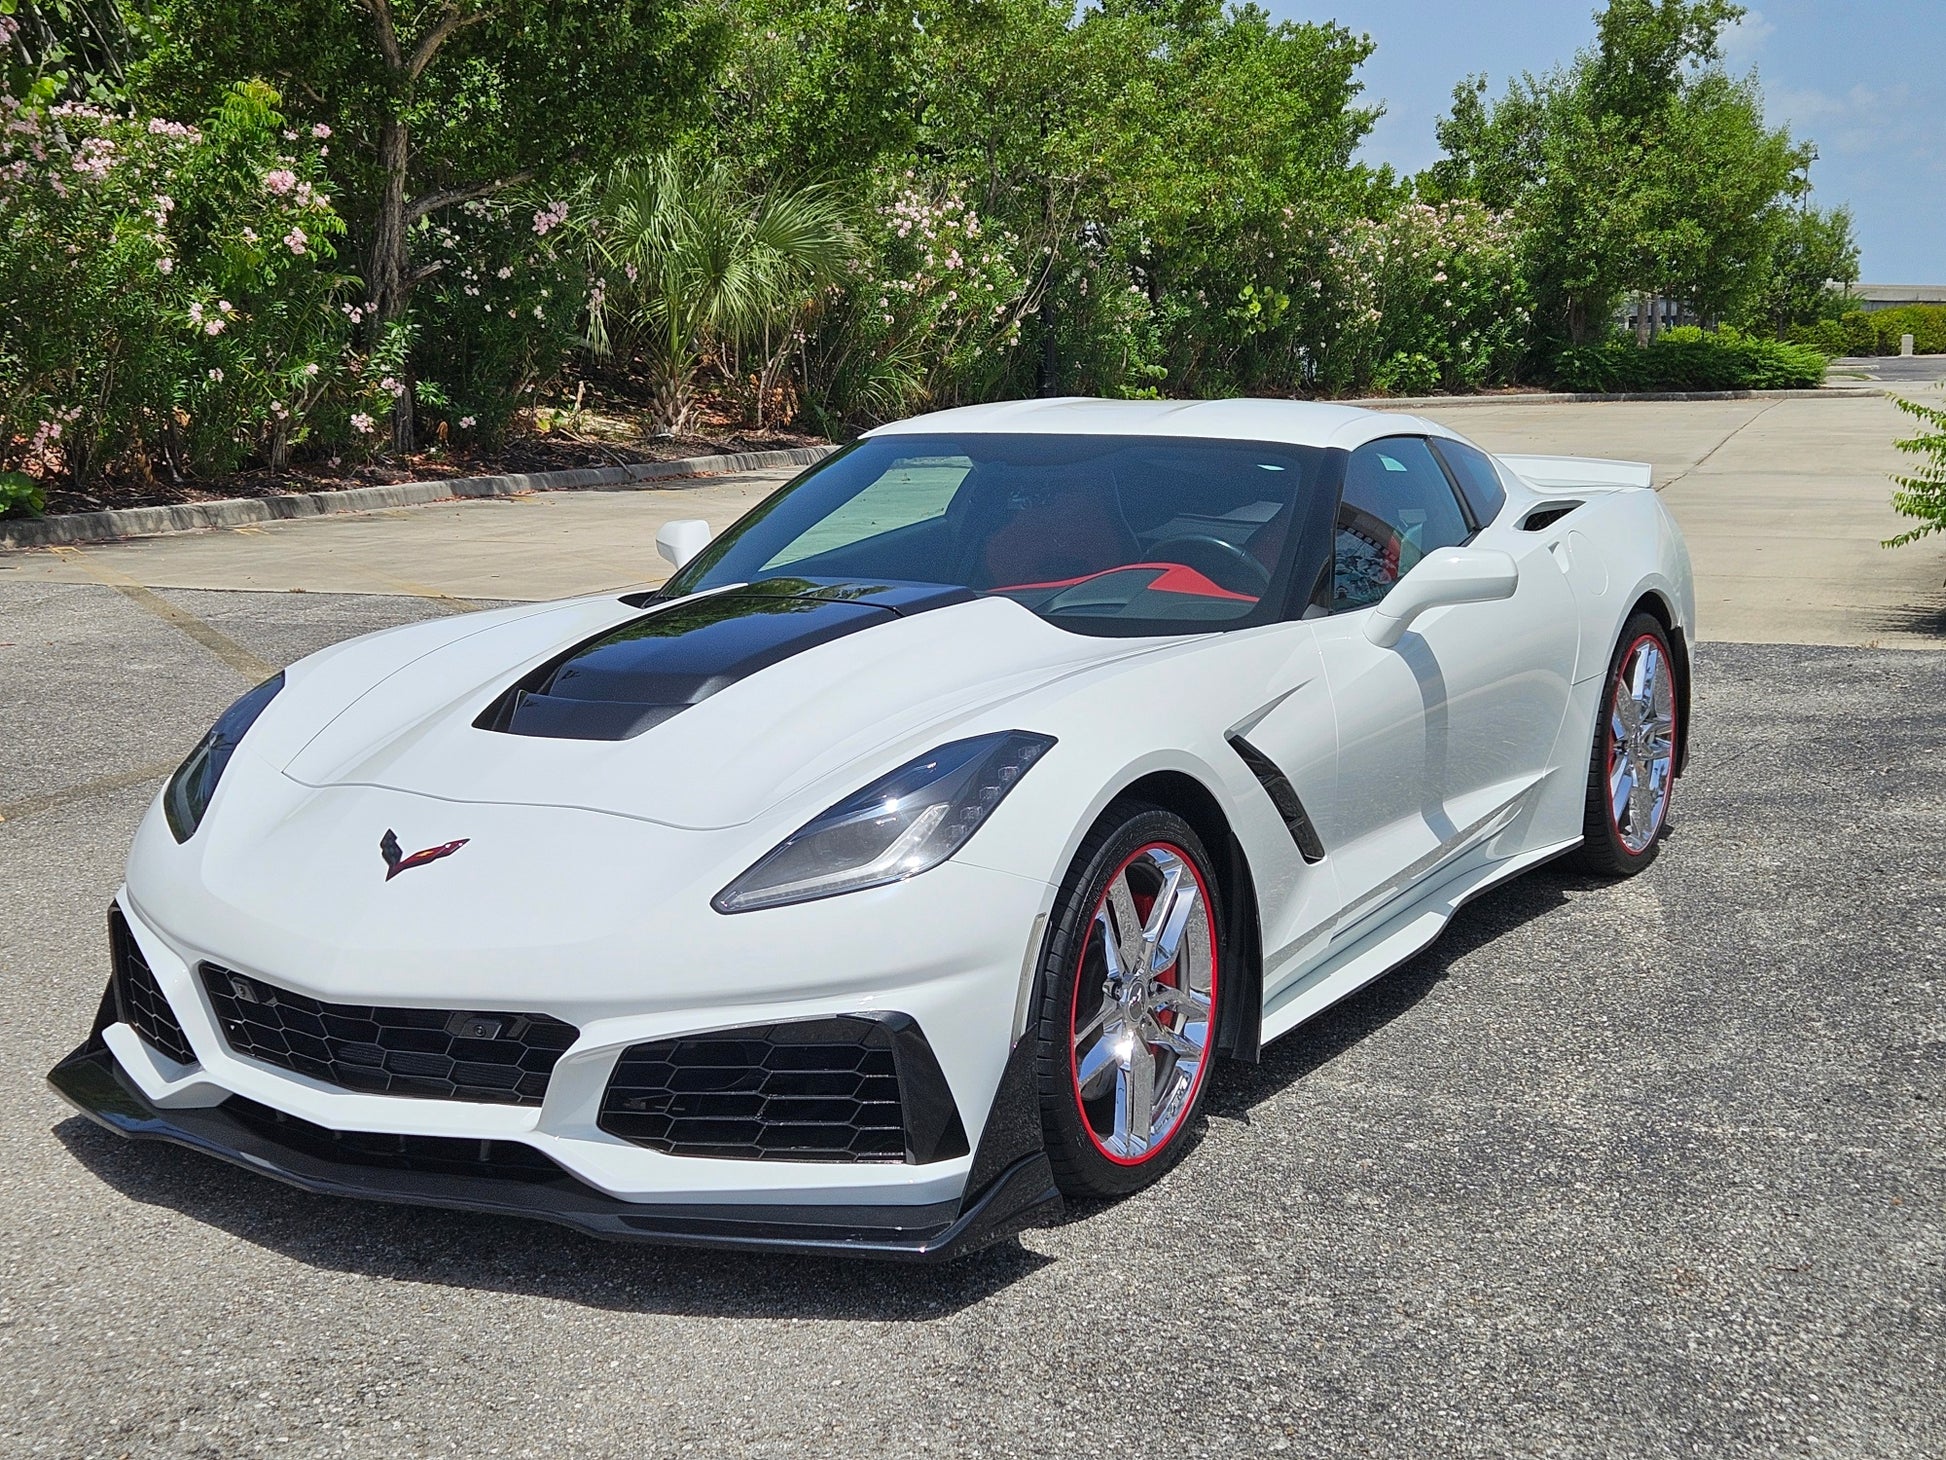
[664,433,1327,633]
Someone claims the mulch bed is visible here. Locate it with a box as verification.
[36,424,829,518]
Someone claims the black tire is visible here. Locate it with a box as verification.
[1032,802,1223,1199]
[1571,612,1679,877]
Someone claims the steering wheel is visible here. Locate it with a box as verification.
[1147,534,1272,596]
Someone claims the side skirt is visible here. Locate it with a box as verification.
[1258,836,1580,1047]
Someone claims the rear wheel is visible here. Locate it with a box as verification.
[1572,613,1678,876]
[1033,804,1221,1199]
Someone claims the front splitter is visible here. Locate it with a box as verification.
[48,1042,1063,1262]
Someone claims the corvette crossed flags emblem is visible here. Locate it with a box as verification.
[379,828,469,881]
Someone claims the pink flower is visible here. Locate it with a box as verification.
[283,227,307,255]
[188,302,204,324]
[379,376,404,397]
[458,415,476,429]
[350,412,375,434]
[204,318,224,335]
[263,168,298,196]
[207,368,223,382]
[156,257,174,275]
[303,362,319,377]
[311,123,331,139]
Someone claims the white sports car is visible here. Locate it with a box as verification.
[51,398,1693,1259]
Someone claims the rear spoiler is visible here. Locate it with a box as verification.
[1496,454,1653,493]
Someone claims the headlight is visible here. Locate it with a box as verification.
[713,730,1055,913]
[163,672,286,842]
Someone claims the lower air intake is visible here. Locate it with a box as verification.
[110,908,196,1066]
[598,1014,969,1165]
[200,965,577,1106]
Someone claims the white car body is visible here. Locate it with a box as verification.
[52,398,1694,1259]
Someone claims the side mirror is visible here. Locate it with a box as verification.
[655,518,712,570]
[1364,546,1519,649]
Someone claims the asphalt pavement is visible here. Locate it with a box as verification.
[1,577,1941,1458]
[1831,354,1946,385]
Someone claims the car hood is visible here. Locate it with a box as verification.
[273,580,1162,831]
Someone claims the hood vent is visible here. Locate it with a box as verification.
[475,578,975,742]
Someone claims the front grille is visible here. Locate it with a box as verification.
[598,1015,969,1165]
[223,1096,567,1183]
[200,965,577,1106]
[110,909,196,1065]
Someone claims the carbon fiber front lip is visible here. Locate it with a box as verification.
[47,1042,1062,1262]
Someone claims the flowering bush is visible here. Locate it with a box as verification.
[406,195,590,444]
[0,79,358,489]
[1317,199,1531,396]
[802,179,1029,430]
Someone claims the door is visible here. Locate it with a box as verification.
[1310,436,1578,926]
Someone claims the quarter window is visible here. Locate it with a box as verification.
[1333,437,1472,611]
[1430,438,1509,527]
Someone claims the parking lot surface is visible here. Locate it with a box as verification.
[2,567,1942,1456]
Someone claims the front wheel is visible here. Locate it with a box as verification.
[1032,804,1222,1199]
[1572,613,1679,876]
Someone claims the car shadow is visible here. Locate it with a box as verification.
[1206,860,1592,1119]
[51,861,1599,1315]
[51,1116,1049,1318]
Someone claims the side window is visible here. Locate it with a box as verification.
[760,455,971,571]
[1333,438,1472,611]
[1431,438,1508,527]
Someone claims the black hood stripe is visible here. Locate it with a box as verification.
[476,579,976,742]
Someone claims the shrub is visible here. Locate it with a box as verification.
[409,196,591,446]
[1552,329,1828,392]
[1285,199,1534,398]
[801,179,1029,433]
[1787,307,1946,358]
[1886,395,1946,547]
[0,80,359,488]
[0,469,46,518]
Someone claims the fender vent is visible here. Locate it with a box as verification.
[599,1014,969,1164]
[1520,501,1582,532]
[1229,736,1326,862]
[110,908,196,1065]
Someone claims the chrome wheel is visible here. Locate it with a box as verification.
[1069,843,1217,1164]
[1607,633,1677,854]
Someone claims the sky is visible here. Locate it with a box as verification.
[1266,0,1946,284]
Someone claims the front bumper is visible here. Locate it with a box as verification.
[50,1033,1062,1261]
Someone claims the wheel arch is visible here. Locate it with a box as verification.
[1108,769,1263,1065]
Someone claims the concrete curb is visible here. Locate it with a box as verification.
[0,445,836,551]
[1359,386,1883,409]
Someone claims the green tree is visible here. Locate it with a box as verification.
[580,151,856,435]
[1743,202,1859,332]
[129,0,724,448]
[1428,0,1809,346]
[1091,1,1381,393]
